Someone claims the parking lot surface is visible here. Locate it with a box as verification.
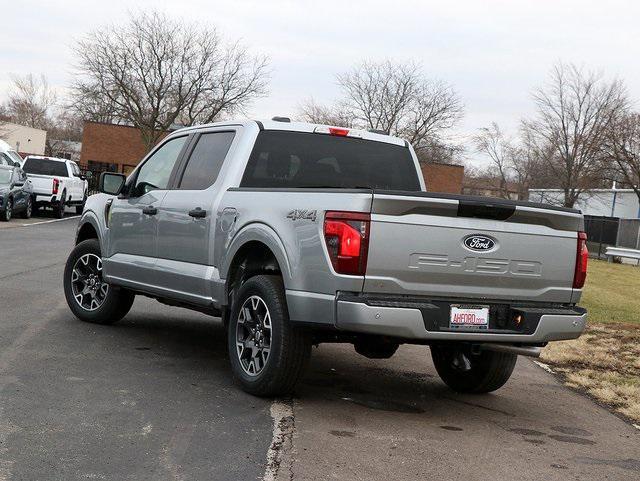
[0,218,638,480]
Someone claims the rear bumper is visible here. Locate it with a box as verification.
[334,295,587,343]
[34,193,59,205]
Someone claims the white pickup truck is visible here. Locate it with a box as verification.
[22,156,88,218]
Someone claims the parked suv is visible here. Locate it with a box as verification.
[64,119,588,396]
[0,164,33,221]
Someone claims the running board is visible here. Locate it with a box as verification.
[479,343,542,358]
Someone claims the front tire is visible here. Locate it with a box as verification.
[64,239,135,324]
[227,275,311,397]
[1,198,12,221]
[76,191,87,215]
[431,344,517,393]
[21,196,32,219]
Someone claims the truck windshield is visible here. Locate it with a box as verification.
[241,131,421,191]
[23,158,68,177]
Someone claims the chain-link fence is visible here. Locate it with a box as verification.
[584,215,640,258]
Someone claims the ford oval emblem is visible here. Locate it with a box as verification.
[463,235,496,252]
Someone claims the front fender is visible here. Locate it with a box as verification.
[76,193,112,248]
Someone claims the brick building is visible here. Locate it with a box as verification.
[421,162,464,194]
[79,121,168,175]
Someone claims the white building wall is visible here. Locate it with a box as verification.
[0,122,47,155]
[529,189,640,218]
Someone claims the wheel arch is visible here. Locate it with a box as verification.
[75,215,101,245]
[220,223,293,315]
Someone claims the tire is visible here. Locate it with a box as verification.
[227,275,311,397]
[21,196,32,219]
[431,344,517,394]
[55,191,66,219]
[64,239,135,325]
[76,191,87,215]
[1,198,12,221]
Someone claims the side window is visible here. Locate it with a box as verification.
[179,132,235,190]
[70,163,80,176]
[0,153,10,166]
[132,136,187,197]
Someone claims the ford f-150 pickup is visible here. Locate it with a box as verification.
[63,119,588,396]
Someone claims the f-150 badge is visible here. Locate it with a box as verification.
[287,209,317,222]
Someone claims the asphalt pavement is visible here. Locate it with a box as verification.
[0,216,638,481]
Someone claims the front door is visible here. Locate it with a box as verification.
[69,162,85,201]
[154,130,237,304]
[103,135,189,289]
[11,169,28,212]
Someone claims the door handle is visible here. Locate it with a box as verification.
[188,207,207,218]
[142,205,158,216]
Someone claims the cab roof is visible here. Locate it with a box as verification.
[24,155,70,163]
[175,119,408,147]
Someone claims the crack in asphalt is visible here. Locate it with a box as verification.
[0,261,65,281]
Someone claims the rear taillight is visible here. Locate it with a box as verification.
[52,178,59,195]
[573,231,588,289]
[323,211,370,276]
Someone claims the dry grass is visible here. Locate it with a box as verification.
[541,323,640,422]
[540,260,640,423]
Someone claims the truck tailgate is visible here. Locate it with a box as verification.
[26,174,55,194]
[364,192,584,304]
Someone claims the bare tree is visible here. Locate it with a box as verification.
[71,11,269,151]
[602,112,640,201]
[473,123,514,198]
[4,73,57,129]
[523,62,628,207]
[298,60,463,160]
[298,98,353,127]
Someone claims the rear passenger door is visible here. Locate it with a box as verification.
[154,129,237,303]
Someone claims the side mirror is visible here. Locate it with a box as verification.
[99,172,126,196]
[80,174,87,181]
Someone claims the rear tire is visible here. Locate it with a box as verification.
[64,239,135,325]
[431,344,517,393]
[227,275,311,397]
[55,191,66,219]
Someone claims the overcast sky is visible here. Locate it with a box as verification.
[1,0,639,164]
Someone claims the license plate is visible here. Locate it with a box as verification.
[450,305,490,329]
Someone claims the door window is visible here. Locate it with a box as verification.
[132,136,187,197]
[178,132,235,190]
[70,162,81,177]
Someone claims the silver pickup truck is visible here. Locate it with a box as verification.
[63,119,588,396]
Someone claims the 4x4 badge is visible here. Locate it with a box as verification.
[287,209,317,222]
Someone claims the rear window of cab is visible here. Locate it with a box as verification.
[23,158,68,177]
[241,131,421,191]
